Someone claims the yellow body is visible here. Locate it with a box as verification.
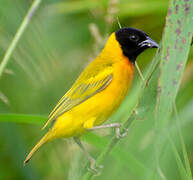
[50,34,133,138]
[24,33,134,164]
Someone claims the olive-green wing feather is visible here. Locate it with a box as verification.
[42,63,113,129]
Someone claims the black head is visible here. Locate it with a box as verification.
[115,27,159,63]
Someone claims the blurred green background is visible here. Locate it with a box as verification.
[0,0,192,179]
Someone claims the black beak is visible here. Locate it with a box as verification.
[139,36,159,48]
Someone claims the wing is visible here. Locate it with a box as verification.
[42,63,113,129]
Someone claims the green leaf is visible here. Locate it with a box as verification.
[154,0,193,178]
[156,0,193,128]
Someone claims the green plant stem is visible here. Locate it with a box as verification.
[82,113,136,180]
[0,0,42,78]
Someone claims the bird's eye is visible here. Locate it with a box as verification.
[129,35,139,41]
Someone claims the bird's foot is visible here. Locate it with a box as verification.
[115,126,129,139]
[88,157,103,174]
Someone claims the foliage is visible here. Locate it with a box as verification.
[0,0,192,179]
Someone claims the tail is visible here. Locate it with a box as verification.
[24,132,51,165]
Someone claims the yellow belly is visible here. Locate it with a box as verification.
[50,58,133,139]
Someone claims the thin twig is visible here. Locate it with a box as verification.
[0,0,42,78]
[116,16,122,29]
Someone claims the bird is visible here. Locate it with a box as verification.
[24,27,158,170]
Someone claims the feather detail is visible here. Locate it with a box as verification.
[42,63,113,130]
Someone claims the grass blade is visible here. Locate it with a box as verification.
[156,0,193,128]
[154,0,193,178]
[0,0,41,78]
